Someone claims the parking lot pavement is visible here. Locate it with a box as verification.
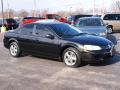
[0,33,120,90]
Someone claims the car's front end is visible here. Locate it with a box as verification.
[65,34,115,62]
[80,44,115,62]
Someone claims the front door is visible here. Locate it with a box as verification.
[33,24,60,58]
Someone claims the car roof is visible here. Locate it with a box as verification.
[34,19,61,24]
[70,14,92,16]
[23,17,44,19]
[78,17,101,20]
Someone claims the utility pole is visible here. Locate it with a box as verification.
[33,0,37,17]
[93,0,95,15]
[102,0,105,14]
[1,0,6,32]
[1,0,4,25]
[7,0,10,18]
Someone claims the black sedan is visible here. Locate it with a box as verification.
[3,21,115,67]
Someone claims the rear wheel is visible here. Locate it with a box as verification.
[62,47,81,67]
[9,42,21,57]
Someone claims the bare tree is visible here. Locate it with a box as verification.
[0,9,15,18]
[18,9,29,17]
[40,9,49,17]
[111,0,120,12]
[57,11,70,17]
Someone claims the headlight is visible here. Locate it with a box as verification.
[83,45,101,51]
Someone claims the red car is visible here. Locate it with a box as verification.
[45,14,68,23]
[20,17,45,24]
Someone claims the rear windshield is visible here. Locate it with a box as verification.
[67,15,92,22]
[76,18,104,27]
[74,15,92,21]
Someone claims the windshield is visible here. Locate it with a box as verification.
[6,19,17,24]
[76,18,104,27]
[49,23,83,37]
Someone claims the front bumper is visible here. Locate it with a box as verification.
[81,47,115,62]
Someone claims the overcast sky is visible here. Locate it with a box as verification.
[2,0,116,12]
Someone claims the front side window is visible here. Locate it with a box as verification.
[20,24,34,35]
[35,24,53,37]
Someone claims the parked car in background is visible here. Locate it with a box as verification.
[0,18,18,31]
[75,17,108,37]
[20,17,45,25]
[45,14,68,23]
[67,14,92,25]
[102,13,120,33]
[3,21,114,67]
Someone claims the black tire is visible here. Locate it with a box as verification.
[9,42,21,57]
[107,27,113,34]
[62,47,81,67]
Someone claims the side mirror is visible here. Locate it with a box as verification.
[45,34,55,39]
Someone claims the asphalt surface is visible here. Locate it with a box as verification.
[0,33,120,90]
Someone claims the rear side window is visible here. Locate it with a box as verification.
[103,14,120,20]
[20,24,34,35]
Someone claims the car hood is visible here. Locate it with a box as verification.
[78,26,107,35]
[64,34,112,46]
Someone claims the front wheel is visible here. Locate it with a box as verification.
[9,42,21,57]
[62,47,81,67]
[107,27,113,34]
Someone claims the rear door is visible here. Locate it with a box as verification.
[18,24,36,52]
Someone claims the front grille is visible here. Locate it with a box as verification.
[101,44,114,52]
